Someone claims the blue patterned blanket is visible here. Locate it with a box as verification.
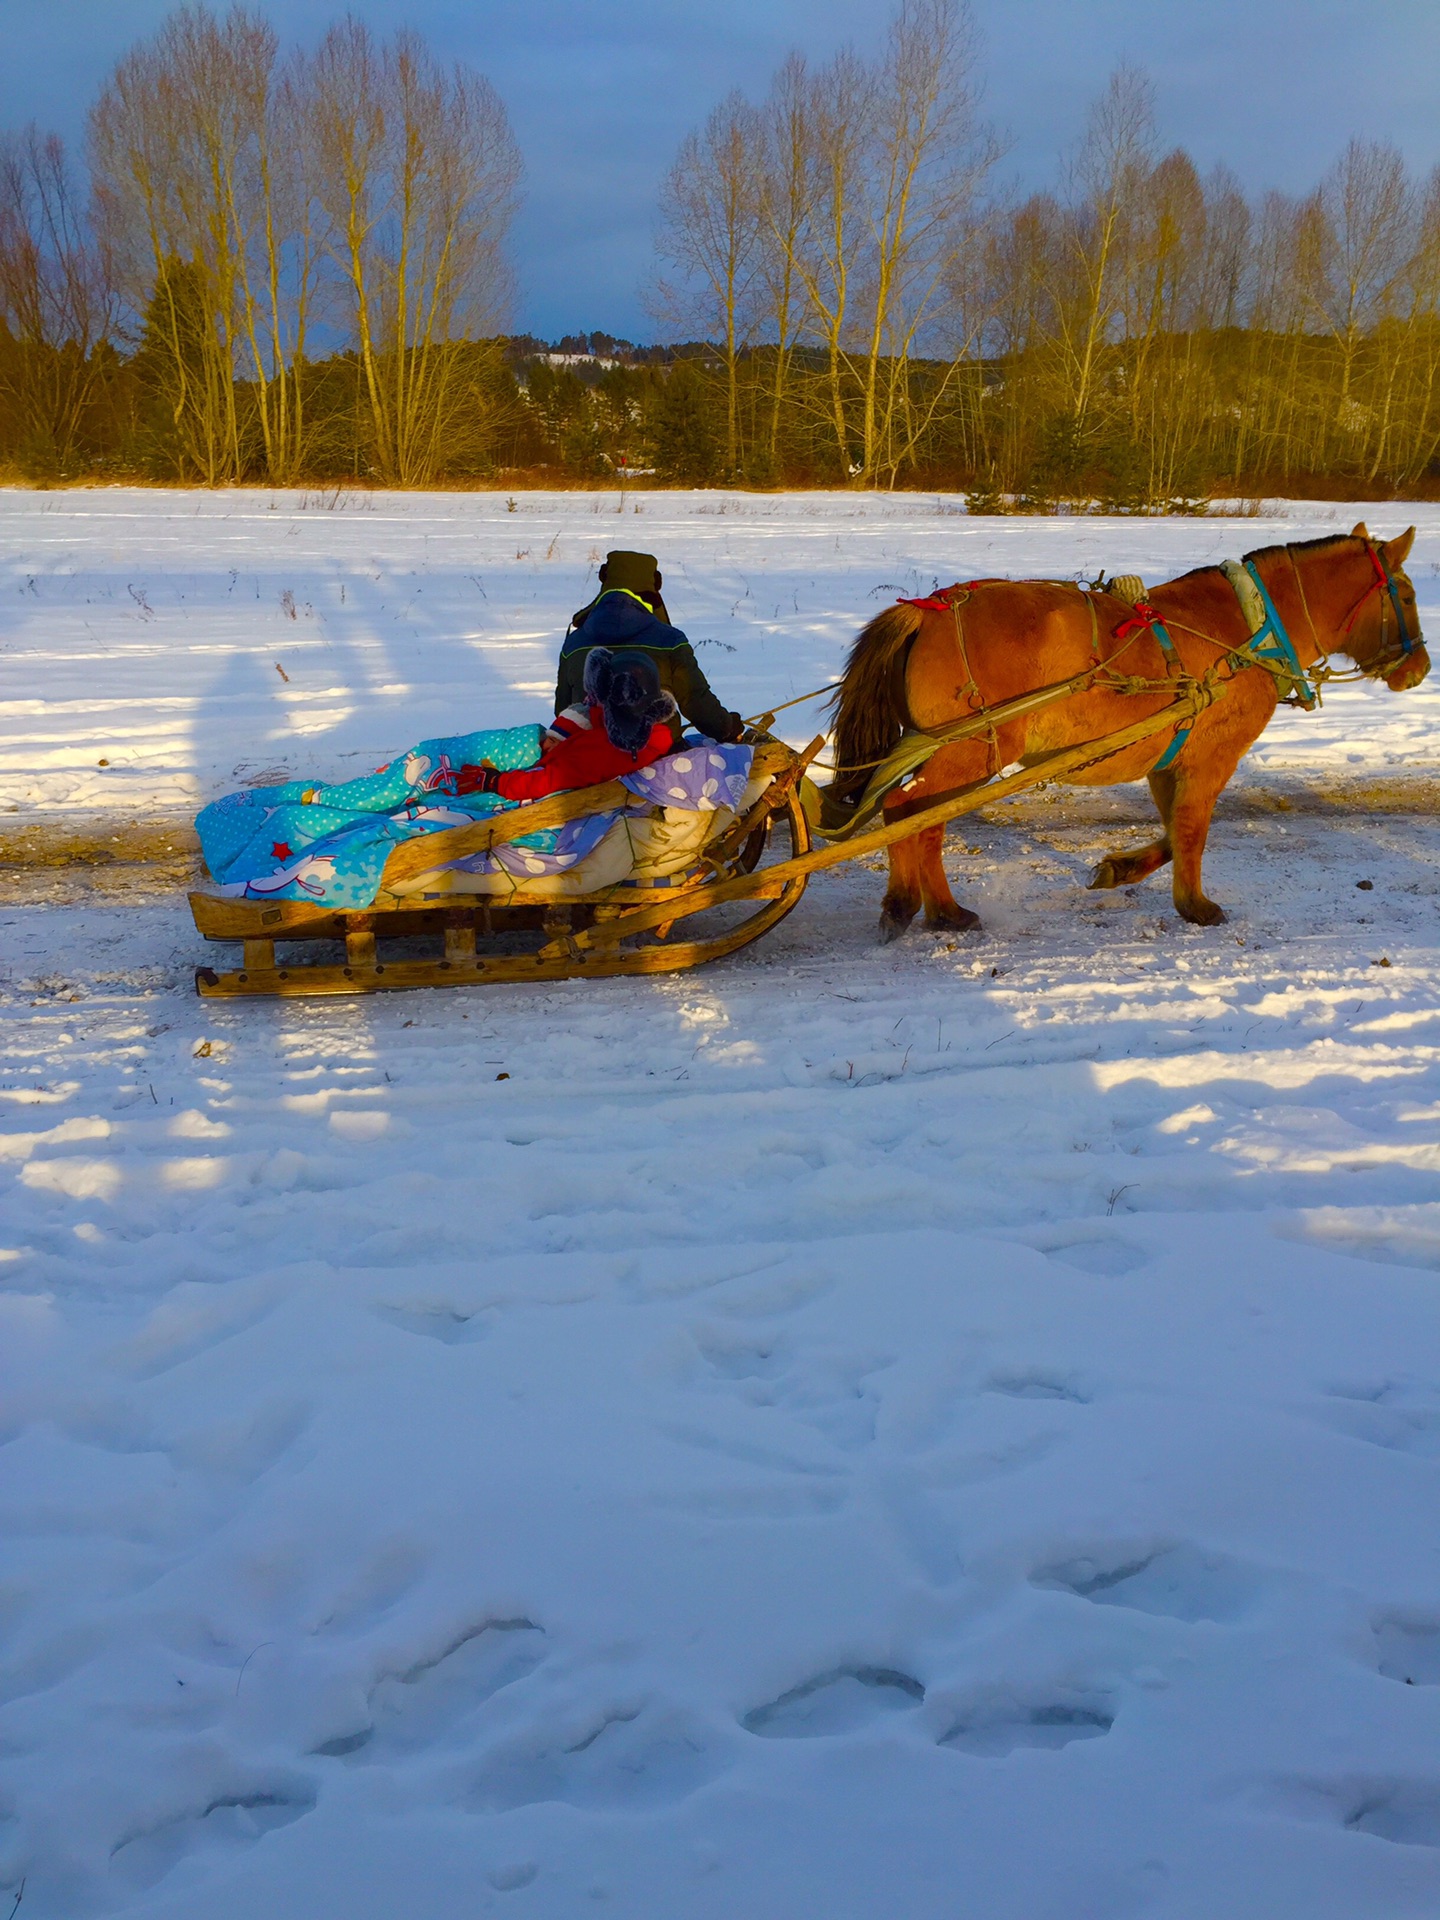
[196,731,756,911]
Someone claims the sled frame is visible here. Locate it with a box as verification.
[192,740,815,998]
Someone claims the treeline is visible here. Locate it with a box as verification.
[0,7,520,485]
[2,0,1439,501]
[653,2,1440,501]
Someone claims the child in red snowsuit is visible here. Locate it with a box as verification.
[456,647,677,802]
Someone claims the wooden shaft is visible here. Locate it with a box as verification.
[571,690,1210,953]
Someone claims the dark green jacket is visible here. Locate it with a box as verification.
[556,590,735,744]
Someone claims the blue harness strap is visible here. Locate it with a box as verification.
[1112,597,1193,771]
[1147,615,1193,770]
[1367,543,1416,658]
[1239,560,1317,709]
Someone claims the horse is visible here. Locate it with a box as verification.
[827,525,1428,938]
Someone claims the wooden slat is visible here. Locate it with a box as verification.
[190,893,345,939]
[192,892,559,941]
[195,880,807,999]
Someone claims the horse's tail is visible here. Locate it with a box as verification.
[827,602,924,805]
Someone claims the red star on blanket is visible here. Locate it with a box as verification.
[271,841,292,860]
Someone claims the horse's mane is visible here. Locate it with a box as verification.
[1164,533,1355,589]
[1241,533,1355,565]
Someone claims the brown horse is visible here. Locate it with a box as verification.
[829,525,1429,938]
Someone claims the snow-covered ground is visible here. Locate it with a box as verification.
[3,489,1440,1920]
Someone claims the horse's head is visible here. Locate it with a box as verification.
[1345,523,1429,691]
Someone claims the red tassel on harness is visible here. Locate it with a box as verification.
[1112,599,1163,642]
[896,580,1006,613]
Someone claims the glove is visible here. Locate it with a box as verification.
[720,712,745,744]
[454,763,502,795]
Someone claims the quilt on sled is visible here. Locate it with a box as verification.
[196,730,755,910]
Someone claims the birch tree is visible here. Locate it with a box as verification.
[88,4,316,481]
[654,91,764,477]
[309,19,521,485]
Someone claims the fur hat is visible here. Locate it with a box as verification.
[599,550,660,597]
[584,646,677,754]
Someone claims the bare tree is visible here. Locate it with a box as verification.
[88,4,316,481]
[755,53,815,471]
[1054,63,1155,436]
[655,91,764,477]
[852,0,995,482]
[309,19,521,485]
[0,127,118,472]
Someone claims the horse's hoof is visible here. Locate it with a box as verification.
[1088,859,1119,890]
[878,908,914,944]
[1178,898,1226,926]
[926,905,982,933]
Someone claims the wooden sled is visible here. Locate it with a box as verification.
[191,739,817,998]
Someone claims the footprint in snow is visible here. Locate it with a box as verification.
[937,1689,1115,1757]
[984,1371,1090,1404]
[688,1326,892,1451]
[464,1702,722,1811]
[374,1302,494,1345]
[313,1619,545,1760]
[1256,1776,1440,1849]
[692,1330,791,1381]
[1031,1543,1260,1622]
[1019,1226,1150,1277]
[109,1776,316,1893]
[1042,1236,1149,1277]
[743,1666,924,1738]
[1310,1383,1440,1459]
[1373,1617,1440,1686]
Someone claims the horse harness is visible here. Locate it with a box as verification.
[1094,538,1414,768]
[868,538,1414,797]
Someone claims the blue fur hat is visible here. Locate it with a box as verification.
[583,647,676,754]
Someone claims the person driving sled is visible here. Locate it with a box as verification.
[555,549,744,748]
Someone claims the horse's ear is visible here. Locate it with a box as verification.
[1351,521,1370,538]
[1384,526,1416,567]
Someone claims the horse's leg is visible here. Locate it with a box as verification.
[1088,767,1175,890]
[916,824,981,932]
[879,831,925,943]
[1166,758,1238,925]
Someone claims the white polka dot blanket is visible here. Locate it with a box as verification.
[195,734,755,909]
[445,744,757,884]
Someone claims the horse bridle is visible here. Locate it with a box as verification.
[1338,538,1418,672]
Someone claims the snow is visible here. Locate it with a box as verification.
[3,487,1440,1920]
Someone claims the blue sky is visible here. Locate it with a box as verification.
[3,0,1438,339]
